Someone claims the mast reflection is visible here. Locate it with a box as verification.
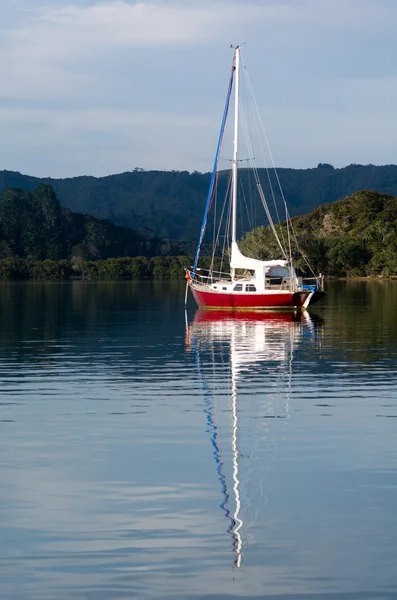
[186,309,322,569]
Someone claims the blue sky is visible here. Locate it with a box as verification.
[1,0,397,177]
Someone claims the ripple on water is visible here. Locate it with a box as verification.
[0,281,397,599]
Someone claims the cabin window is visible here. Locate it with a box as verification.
[246,284,256,292]
[222,287,227,291]
[213,286,217,289]
[233,284,243,291]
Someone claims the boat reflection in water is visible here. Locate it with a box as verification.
[186,309,322,569]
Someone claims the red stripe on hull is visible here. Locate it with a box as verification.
[190,285,310,309]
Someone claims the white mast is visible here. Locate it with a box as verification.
[231,46,240,279]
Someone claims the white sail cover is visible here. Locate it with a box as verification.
[230,242,287,271]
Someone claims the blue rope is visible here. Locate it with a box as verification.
[192,64,235,278]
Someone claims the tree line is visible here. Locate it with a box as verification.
[1,185,397,279]
[0,256,225,281]
[2,163,397,241]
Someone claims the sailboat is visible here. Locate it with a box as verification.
[185,46,325,310]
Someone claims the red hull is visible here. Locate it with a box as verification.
[190,285,311,310]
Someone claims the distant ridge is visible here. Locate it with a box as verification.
[2,164,397,240]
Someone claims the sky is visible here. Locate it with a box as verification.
[1,0,397,178]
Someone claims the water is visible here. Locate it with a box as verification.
[0,280,396,599]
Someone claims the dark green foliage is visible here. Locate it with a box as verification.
[87,255,189,280]
[2,164,397,241]
[317,163,335,170]
[73,256,190,281]
[0,184,166,261]
[2,179,397,279]
[26,260,73,280]
[0,258,28,280]
[0,255,193,281]
[239,190,397,277]
[0,183,199,280]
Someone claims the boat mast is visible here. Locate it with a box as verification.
[231,46,240,279]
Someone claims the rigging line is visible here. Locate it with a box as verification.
[210,87,232,276]
[257,184,289,260]
[214,174,232,268]
[211,171,233,274]
[240,68,276,218]
[224,190,233,266]
[241,105,287,258]
[248,162,256,229]
[236,107,254,235]
[220,190,232,274]
[279,194,317,276]
[241,90,288,257]
[289,219,316,276]
[212,180,218,267]
[263,169,288,251]
[219,201,229,275]
[210,176,221,277]
[258,156,289,252]
[237,111,264,259]
[239,100,288,259]
[238,66,257,232]
[240,57,288,251]
[242,62,296,268]
[192,59,235,278]
[239,178,253,234]
[245,129,257,228]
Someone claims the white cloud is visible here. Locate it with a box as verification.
[4,1,265,61]
[5,0,395,65]
[2,0,396,103]
[1,0,397,175]
[0,1,263,102]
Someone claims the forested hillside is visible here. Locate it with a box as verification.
[239,190,397,276]
[2,164,397,240]
[0,184,162,260]
[1,185,397,278]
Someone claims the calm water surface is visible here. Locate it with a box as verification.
[0,280,396,599]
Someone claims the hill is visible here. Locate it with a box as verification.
[0,184,163,261]
[2,164,397,241]
[239,190,397,276]
[1,185,397,278]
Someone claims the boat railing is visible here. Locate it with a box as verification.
[264,276,324,292]
[298,275,324,292]
[188,268,232,286]
[187,269,324,292]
